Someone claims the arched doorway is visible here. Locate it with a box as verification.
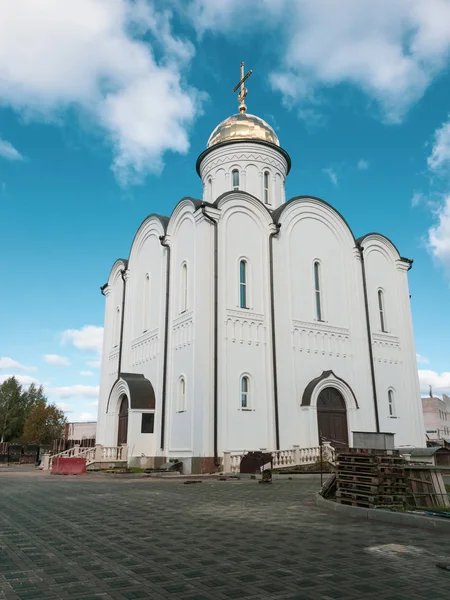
[117,395,128,445]
[317,387,348,448]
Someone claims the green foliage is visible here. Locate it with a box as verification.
[0,377,23,442]
[0,376,57,443]
[22,403,67,445]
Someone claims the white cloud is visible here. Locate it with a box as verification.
[87,360,101,369]
[427,117,450,172]
[427,196,450,273]
[62,325,103,354]
[56,402,74,413]
[49,385,99,399]
[86,400,99,408]
[190,0,450,123]
[78,412,97,422]
[0,0,203,184]
[411,191,425,208]
[0,137,23,161]
[44,354,70,366]
[416,353,429,365]
[419,369,450,396]
[357,159,369,170]
[80,370,94,376]
[0,374,40,386]
[323,167,338,186]
[0,357,37,372]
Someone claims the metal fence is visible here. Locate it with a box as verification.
[0,443,41,464]
[52,438,95,453]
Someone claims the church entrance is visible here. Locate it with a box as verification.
[317,387,348,448]
[117,395,128,446]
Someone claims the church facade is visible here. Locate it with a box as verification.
[96,90,425,472]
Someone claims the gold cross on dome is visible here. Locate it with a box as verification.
[233,61,252,113]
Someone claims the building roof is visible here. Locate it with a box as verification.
[409,447,450,456]
[207,113,279,148]
[119,373,155,410]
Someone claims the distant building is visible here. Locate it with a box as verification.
[65,421,97,442]
[422,393,450,441]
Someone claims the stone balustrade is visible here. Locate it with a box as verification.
[45,444,128,471]
[224,443,336,474]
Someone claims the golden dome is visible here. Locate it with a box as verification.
[207,113,279,148]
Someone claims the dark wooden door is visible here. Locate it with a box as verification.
[117,396,128,446]
[317,387,348,448]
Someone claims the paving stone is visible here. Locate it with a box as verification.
[1,470,450,600]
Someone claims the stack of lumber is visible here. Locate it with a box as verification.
[405,467,450,509]
[336,449,407,508]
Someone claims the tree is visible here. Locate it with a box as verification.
[0,378,48,442]
[22,403,67,445]
[0,377,23,442]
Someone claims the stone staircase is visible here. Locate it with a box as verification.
[44,444,128,471]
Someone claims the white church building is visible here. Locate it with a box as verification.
[96,66,425,473]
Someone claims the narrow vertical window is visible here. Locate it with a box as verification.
[388,389,395,417]
[208,177,212,201]
[264,171,270,204]
[143,273,150,332]
[232,169,239,191]
[179,377,186,412]
[241,376,249,409]
[181,263,187,313]
[378,290,386,332]
[239,259,247,308]
[314,261,322,321]
[114,306,120,347]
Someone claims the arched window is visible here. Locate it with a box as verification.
[388,389,395,417]
[143,273,150,333]
[232,169,239,191]
[239,259,247,308]
[263,171,270,204]
[314,261,322,321]
[241,375,249,409]
[378,289,386,332]
[181,263,188,313]
[178,376,186,412]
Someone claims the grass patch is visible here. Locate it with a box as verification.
[128,467,144,473]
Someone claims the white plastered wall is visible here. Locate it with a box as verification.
[362,236,425,447]
[273,199,375,450]
[216,194,275,452]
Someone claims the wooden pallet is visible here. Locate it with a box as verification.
[338,448,400,457]
[338,473,405,485]
[338,463,404,474]
[338,481,406,495]
[336,490,404,504]
[337,497,374,508]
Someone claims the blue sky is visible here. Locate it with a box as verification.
[1,0,450,420]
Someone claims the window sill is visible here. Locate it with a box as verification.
[240,408,254,412]
[388,416,398,419]
[176,409,187,413]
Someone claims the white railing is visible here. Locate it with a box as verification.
[101,446,126,461]
[45,444,127,471]
[225,443,336,474]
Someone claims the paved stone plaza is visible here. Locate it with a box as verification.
[0,469,449,600]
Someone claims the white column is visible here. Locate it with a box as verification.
[223,451,231,473]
